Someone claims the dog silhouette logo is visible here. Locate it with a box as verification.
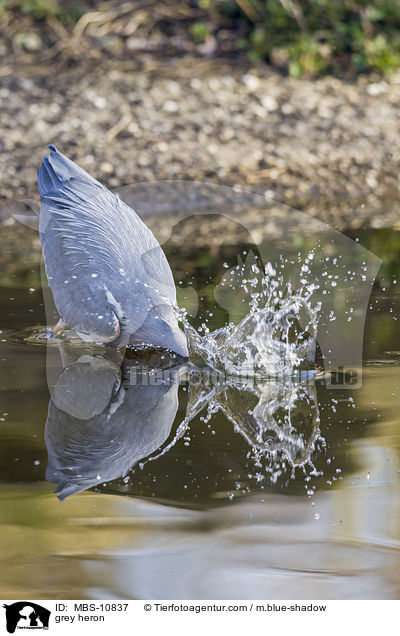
[3,602,50,633]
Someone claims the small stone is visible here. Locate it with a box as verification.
[242,74,260,91]
[93,96,107,109]
[100,162,114,174]
[261,95,278,112]
[16,32,42,52]
[367,82,388,96]
[163,100,179,113]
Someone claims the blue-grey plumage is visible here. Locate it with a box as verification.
[38,145,188,356]
[45,353,181,499]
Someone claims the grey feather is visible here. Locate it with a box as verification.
[38,145,188,355]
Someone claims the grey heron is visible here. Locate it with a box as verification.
[38,145,188,357]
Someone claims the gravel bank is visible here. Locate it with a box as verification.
[1,57,400,223]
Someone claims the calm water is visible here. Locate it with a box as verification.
[1,200,400,599]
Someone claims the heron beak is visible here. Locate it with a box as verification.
[173,335,189,358]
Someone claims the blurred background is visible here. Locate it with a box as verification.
[1,0,400,213]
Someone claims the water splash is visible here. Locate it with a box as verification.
[144,255,323,477]
[181,254,321,379]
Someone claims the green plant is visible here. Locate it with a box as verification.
[190,21,210,43]
[202,0,400,75]
[12,0,59,19]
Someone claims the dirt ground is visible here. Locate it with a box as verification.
[2,51,400,210]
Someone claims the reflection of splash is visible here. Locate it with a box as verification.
[217,379,323,483]
[183,256,320,378]
[142,368,323,486]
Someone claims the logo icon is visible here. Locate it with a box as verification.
[3,602,50,633]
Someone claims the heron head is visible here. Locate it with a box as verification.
[129,304,188,358]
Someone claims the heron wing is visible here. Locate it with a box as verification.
[38,146,177,342]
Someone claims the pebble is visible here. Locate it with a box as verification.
[1,56,400,213]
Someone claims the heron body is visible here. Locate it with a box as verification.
[38,145,188,356]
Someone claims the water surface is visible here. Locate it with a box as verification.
[1,197,400,600]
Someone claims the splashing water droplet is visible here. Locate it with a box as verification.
[181,254,320,379]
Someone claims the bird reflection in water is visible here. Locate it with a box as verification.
[45,346,181,499]
[45,344,323,499]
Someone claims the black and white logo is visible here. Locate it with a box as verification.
[3,602,50,633]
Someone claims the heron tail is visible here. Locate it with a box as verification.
[37,144,100,198]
